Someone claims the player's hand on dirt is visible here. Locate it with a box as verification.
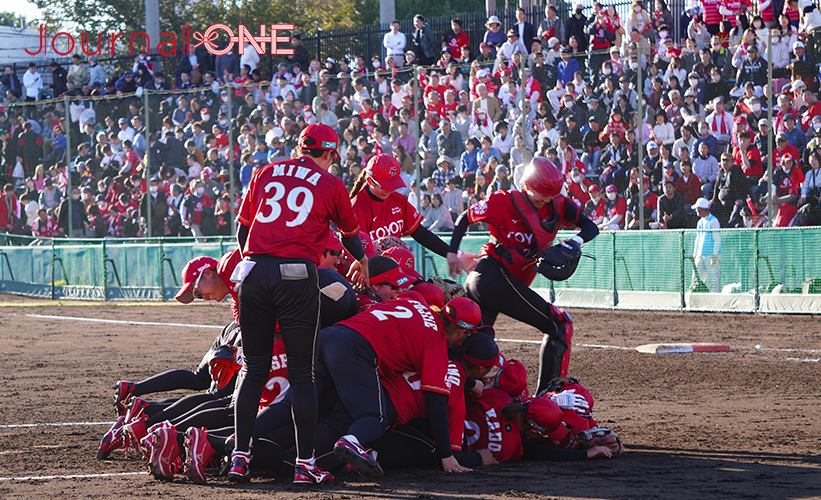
[478,449,498,465]
[587,445,613,458]
[347,256,370,288]
[442,455,472,473]
[470,379,485,396]
[550,389,589,413]
[447,252,462,277]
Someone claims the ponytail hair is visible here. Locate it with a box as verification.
[349,168,370,199]
[501,401,529,420]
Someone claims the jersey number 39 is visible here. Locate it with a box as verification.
[256,181,315,227]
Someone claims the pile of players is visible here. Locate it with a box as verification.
[95,123,621,485]
[96,237,622,484]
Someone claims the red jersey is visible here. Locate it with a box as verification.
[424,84,448,101]
[426,101,446,128]
[605,197,627,226]
[701,0,722,25]
[445,31,470,55]
[774,167,805,197]
[584,197,606,220]
[772,144,800,169]
[380,360,465,452]
[465,388,523,463]
[259,339,289,410]
[338,298,450,396]
[352,190,423,243]
[467,191,579,285]
[359,108,377,122]
[238,157,360,263]
[733,145,763,178]
[32,217,59,237]
[567,180,592,207]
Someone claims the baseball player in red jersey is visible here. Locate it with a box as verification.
[231,123,369,485]
[317,296,481,478]
[99,251,244,460]
[447,157,600,394]
[349,154,465,271]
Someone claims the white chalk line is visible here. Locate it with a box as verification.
[25,314,223,329]
[0,471,149,481]
[0,421,115,429]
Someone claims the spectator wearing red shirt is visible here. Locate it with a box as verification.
[566,167,592,207]
[773,132,800,169]
[121,140,141,176]
[182,179,213,237]
[106,206,124,237]
[442,19,470,55]
[733,131,763,182]
[675,160,702,206]
[771,154,805,226]
[426,91,446,129]
[424,74,448,104]
[31,208,61,237]
[800,89,821,132]
[358,98,377,122]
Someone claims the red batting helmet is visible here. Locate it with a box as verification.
[443,296,482,331]
[520,157,562,196]
[298,123,340,161]
[366,154,406,192]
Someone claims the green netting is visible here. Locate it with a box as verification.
[1,228,820,311]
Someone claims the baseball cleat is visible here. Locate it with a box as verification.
[113,381,135,416]
[124,396,149,424]
[227,450,252,483]
[143,425,180,481]
[96,415,126,460]
[122,418,148,459]
[183,427,215,484]
[333,435,383,480]
[294,460,334,484]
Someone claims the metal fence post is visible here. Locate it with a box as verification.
[612,232,618,307]
[680,229,685,310]
[754,229,760,312]
[159,239,165,301]
[102,239,108,301]
[144,89,152,238]
[63,95,73,237]
[227,85,236,236]
[50,238,56,300]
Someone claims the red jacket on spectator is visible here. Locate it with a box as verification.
[675,173,702,205]
[773,144,800,168]
[32,216,60,237]
[733,144,763,179]
[801,101,821,132]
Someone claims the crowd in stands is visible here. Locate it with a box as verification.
[2,0,821,239]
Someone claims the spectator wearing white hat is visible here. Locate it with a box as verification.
[483,15,506,51]
[691,197,721,293]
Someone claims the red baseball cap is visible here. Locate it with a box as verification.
[410,282,444,309]
[175,256,218,304]
[366,154,406,192]
[215,134,229,147]
[382,247,422,280]
[443,297,482,331]
[358,231,375,258]
[524,397,564,434]
[589,184,601,192]
[298,123,340,161]
[369,255,411,289]
[324,228,344,252]
[494,359,529,398]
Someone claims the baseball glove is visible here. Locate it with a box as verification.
[428,276,466,304]
[535,240,581,281]
[575,427,624,457]
[374,235,412,255]
[209,346,242,389]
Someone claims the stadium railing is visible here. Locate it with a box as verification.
[1,226,820,313]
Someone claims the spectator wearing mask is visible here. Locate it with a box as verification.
[181,179,213,237]
[140,177,168,235]
[599,184,627,230]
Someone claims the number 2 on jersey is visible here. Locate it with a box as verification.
[370,306,413,321]
[256,181,314,227]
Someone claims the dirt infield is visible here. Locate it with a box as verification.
[1,294,820,500]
